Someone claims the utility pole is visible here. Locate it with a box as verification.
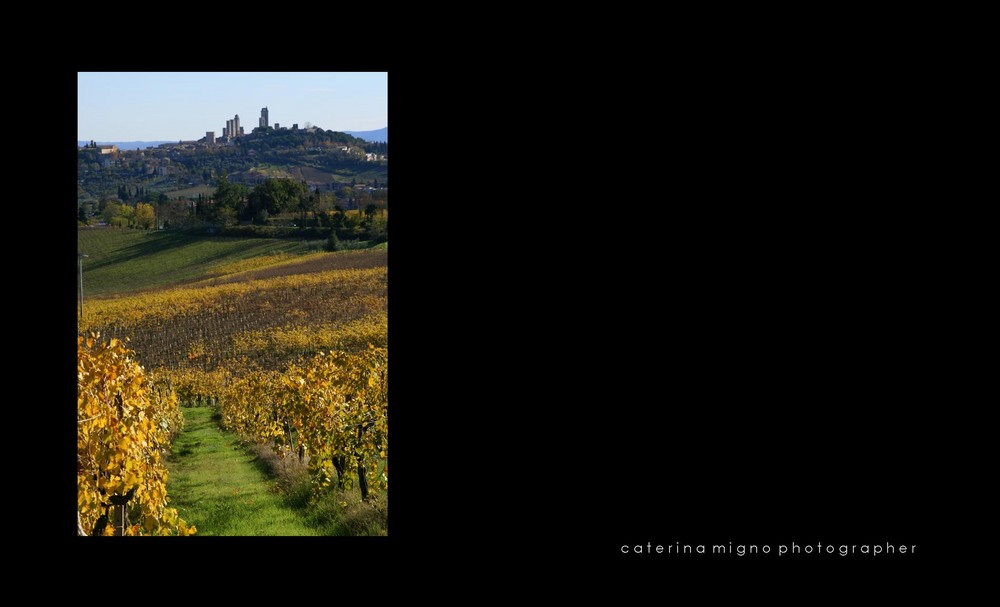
[79,253,89,319]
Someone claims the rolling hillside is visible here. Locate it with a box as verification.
[78,228,324,297]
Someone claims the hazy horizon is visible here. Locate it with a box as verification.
[78,72,387,141]
[77,125,387,147]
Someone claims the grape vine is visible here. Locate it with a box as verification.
[200,346,388,501]
[77,333,195,536]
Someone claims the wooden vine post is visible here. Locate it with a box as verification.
[109,486,136,537]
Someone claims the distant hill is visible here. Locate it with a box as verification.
[342,127,387,143]
[78,140,174,150]
[78,127,386,205]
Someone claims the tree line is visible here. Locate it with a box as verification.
[82,175,387,243]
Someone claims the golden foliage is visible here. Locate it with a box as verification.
[79,266,386,372]
[77,334,195,536]
[214,347,388,499]
[78,252,388,515]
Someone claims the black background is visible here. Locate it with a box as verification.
[28,20,959,582]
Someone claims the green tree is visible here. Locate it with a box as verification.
[356,190,373,210]
[331,205,346,229]
[341,186,354,210]
[246,178,306,221]
[214,174,248,219]
[314,191,336,214]
[214,205,238,227]
[299,190,317,226]
[326,229,342,251]
[101,201,124,225]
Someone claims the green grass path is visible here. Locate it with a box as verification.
[166,406,320,536]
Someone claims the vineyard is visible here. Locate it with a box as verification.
[81,261,387,371]
[77,237,388,535]
[215,347,388,501]
[77,335,195,535]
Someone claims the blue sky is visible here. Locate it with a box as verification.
[78,72,387,141]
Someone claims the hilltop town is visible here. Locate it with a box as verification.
[78,106,387,228]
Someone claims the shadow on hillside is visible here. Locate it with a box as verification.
[85,231,200,270]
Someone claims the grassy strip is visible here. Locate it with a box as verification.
[165,406,320,535]
[166,406,386,535]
